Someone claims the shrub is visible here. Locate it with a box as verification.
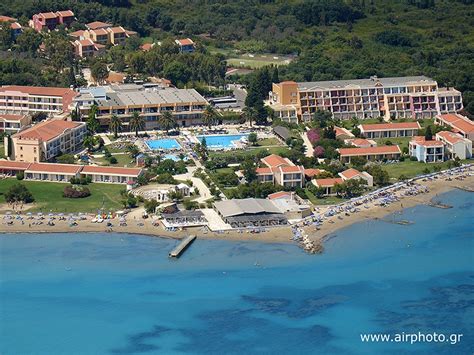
[16,171,24,180]
[63,185,91,198]
[109,156,118,164]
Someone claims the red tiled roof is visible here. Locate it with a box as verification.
[86,21,112,30]
[304,168,322,177]
[314,178,343,187]
[439,114,474,134]
[360,122,421,132]
[91,28,108,35]
[256,167,273,174]
[69,30,85,37]
[56,10,74,17]
[334,126,354,138]
[0,160,31,170]
[436,131,465,145]
[176,38,194,46]
[410,136,444,147]
[339,168,361,180]
[279,165,303,173]
[0,15,17,22]
[0,114,27,121]
[141,43,153,51]
[13,120,83,142]
[26,162,82,174]
[338,145,401,156]
[261,154,291,168]
[108,26,126,34]
[81,166,142,177]
[1,85,76,97]
[268,191,292,200]
[10,22,22,29]
[38,12,57,19]
[349,138,374,147]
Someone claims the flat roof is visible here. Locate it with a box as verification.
[77,84,207,107]
[298,76,435,91]
[214,199,282,218]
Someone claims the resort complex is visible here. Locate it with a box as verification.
[269,76,463,122]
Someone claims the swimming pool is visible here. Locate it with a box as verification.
[145,138,181,150]
[163,154,188,162]
[197,134,248,149]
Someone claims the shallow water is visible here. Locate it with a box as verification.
[0,189,473,354]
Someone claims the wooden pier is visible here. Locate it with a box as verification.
[426,201,452,209]
[169,235,196,258]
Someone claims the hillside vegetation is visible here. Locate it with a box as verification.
[1,0,473,113]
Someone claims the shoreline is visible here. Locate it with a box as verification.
[1,174,473,249]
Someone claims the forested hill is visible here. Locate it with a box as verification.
[1,0,474,112]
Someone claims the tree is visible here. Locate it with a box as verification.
[241,159,257,182]
[91,60,109,85]
[366,165,390,186]
[202,105,217,128]
[129,111,145,137]
[248,132,258,146]
[242,106,257,127]
[0,23,14,50]
[56,154,76,164]
[5,183,34,209]
[126,144,140,158]
[87,105,100,134]
[109,114,123,139]
[313,146,325,158]
[144,199,159,214]
[168,190,184,202]
[312,110,333,128]
[425,125,433,140]
[15,28,42,52]
[83,135,97,151]
[158,111,176,133]
[44,35,74,72]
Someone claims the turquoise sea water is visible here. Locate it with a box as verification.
[0,189,473,354]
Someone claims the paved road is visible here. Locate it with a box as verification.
[300,131,314,158]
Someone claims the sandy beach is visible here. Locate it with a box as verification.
[1,170,473,251]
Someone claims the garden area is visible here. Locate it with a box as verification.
[0,179,124,213]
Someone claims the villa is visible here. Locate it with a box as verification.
[335,126,354,140]
[435,131,472,160]
[312,168,373,195]
[346,138,377,148]
[31,10,75,32]
[269,76,463,122]
[72,39,105,58]
[0,16,23,38]
[175,38,195,53]
[256,154,305,188]
[409,137,445,163]
[7,120,86,163]
[0,85,78,116]
[358,122,421,139]
[73,83,208,130]
[337,145,401,163]
[0,114,31,134]
[435,113,474,141]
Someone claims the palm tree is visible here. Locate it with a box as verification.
[109,114,123,139]
[242,106,257,127]
[202,105,217,129]
[158,111,176,134]
[129,111,145,137]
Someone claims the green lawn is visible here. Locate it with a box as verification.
[209,146,290,159]
[96,154,135,167]
[104,143,128,154]
[374,137,410,152]
[305,189,347,206]
[257,138,282,147]
[383,160,461,180]
[0,179,125,213]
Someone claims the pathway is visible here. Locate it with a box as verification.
[300,131,313,157]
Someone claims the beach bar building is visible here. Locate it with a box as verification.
[214,199,287,228]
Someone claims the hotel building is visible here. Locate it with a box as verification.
[73,83,208,130]
[0,114,31,134]
[0,85,77,116]
[358,122,421,139]
[435,113,474,141]
[337,145,401,163]
[0,160,143,184]
[31,10,75,32]
[256,154,305,188]
[7,120,86,163]
[269,76,463,122]
[435,131,472,160]
[312,168,373,196]
[409,136,445,163]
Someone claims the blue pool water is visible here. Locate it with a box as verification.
[163,154,188,162]
[0,189,473,354]
[146,138,181,150]
[197,134,247,149]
